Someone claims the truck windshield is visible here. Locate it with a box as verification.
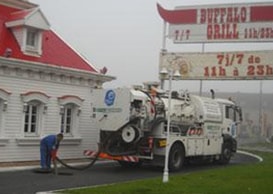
[225,105,243,122]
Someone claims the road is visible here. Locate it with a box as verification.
[0,152,259,194]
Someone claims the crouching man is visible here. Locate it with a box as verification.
[40,133,63,170]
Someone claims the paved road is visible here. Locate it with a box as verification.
[0,152,259,194]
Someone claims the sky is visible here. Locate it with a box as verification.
[31,0,273,93]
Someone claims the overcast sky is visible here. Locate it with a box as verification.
[31,0,273,93]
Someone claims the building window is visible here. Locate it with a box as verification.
[61,105,73,134]
[26,31,35,46]
[0,89,11,141]
[23,100,44,136]
[0,100,2,133]
[18,91,49,143]
[24,28,42,56]
[0,99,9,145]
[24,104,38,133]
[26,29,38,47]
[58,95,83,137]
[60,103,81,137]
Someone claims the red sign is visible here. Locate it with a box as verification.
[157,3,273,43]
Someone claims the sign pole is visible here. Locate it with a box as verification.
[199,43,205,96]
[259,80,263,136]
[160,21,167,90]
[163,70,173,183]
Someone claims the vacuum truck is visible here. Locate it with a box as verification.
[85,83,242,171]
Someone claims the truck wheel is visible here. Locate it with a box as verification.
[118,160,142,168]
[219,142,232,164]
[169,143,185,171]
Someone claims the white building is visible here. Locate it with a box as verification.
[0,0,115,162]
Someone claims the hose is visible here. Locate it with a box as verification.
[151,117,166,130]
[54,128,113,171]
[55,155,99,170]
[55,145,102,170]
[54,119,138,170]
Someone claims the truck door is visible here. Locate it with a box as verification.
[224,105,242,138]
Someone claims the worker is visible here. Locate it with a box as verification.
[40,133,63,170]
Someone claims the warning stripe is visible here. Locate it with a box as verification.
[84,150,139,163]
[83,150,97,157]
[187,128,203,136]
[123,156,139,162]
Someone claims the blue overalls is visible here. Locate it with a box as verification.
[40,135,59,169]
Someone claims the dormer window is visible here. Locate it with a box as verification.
[26,29,37,47]
[25,27,42,55]
[5,8,50,57]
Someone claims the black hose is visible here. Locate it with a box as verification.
[55,117,145,170]
[55,154,99,170]
[151,117,166,130]
[54,129,112,171]
[55,142,102,171]
[54,119,136,170]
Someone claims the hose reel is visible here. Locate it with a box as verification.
[121,125,140,143]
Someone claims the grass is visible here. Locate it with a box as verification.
[62,151,273,194]
[243,142,273,150]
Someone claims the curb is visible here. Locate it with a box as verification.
[0,165,40,172]
[237,150,263,162]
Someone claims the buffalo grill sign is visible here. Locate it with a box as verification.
[159,50,273,80]
[157,3,273,43]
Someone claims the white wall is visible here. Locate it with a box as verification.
[0,66,100,162]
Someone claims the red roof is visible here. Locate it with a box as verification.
[0,4,97,73]
[7,8,34,21]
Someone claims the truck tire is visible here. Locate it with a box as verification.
[219,142,232,164]
[169,143,185,171]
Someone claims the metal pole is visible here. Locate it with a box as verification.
[160,21,167,90]
[163,70,172,183]
[199,43,205,96]
[199,80,203,96]
[162,21,167,52]
[259,80,263,137]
